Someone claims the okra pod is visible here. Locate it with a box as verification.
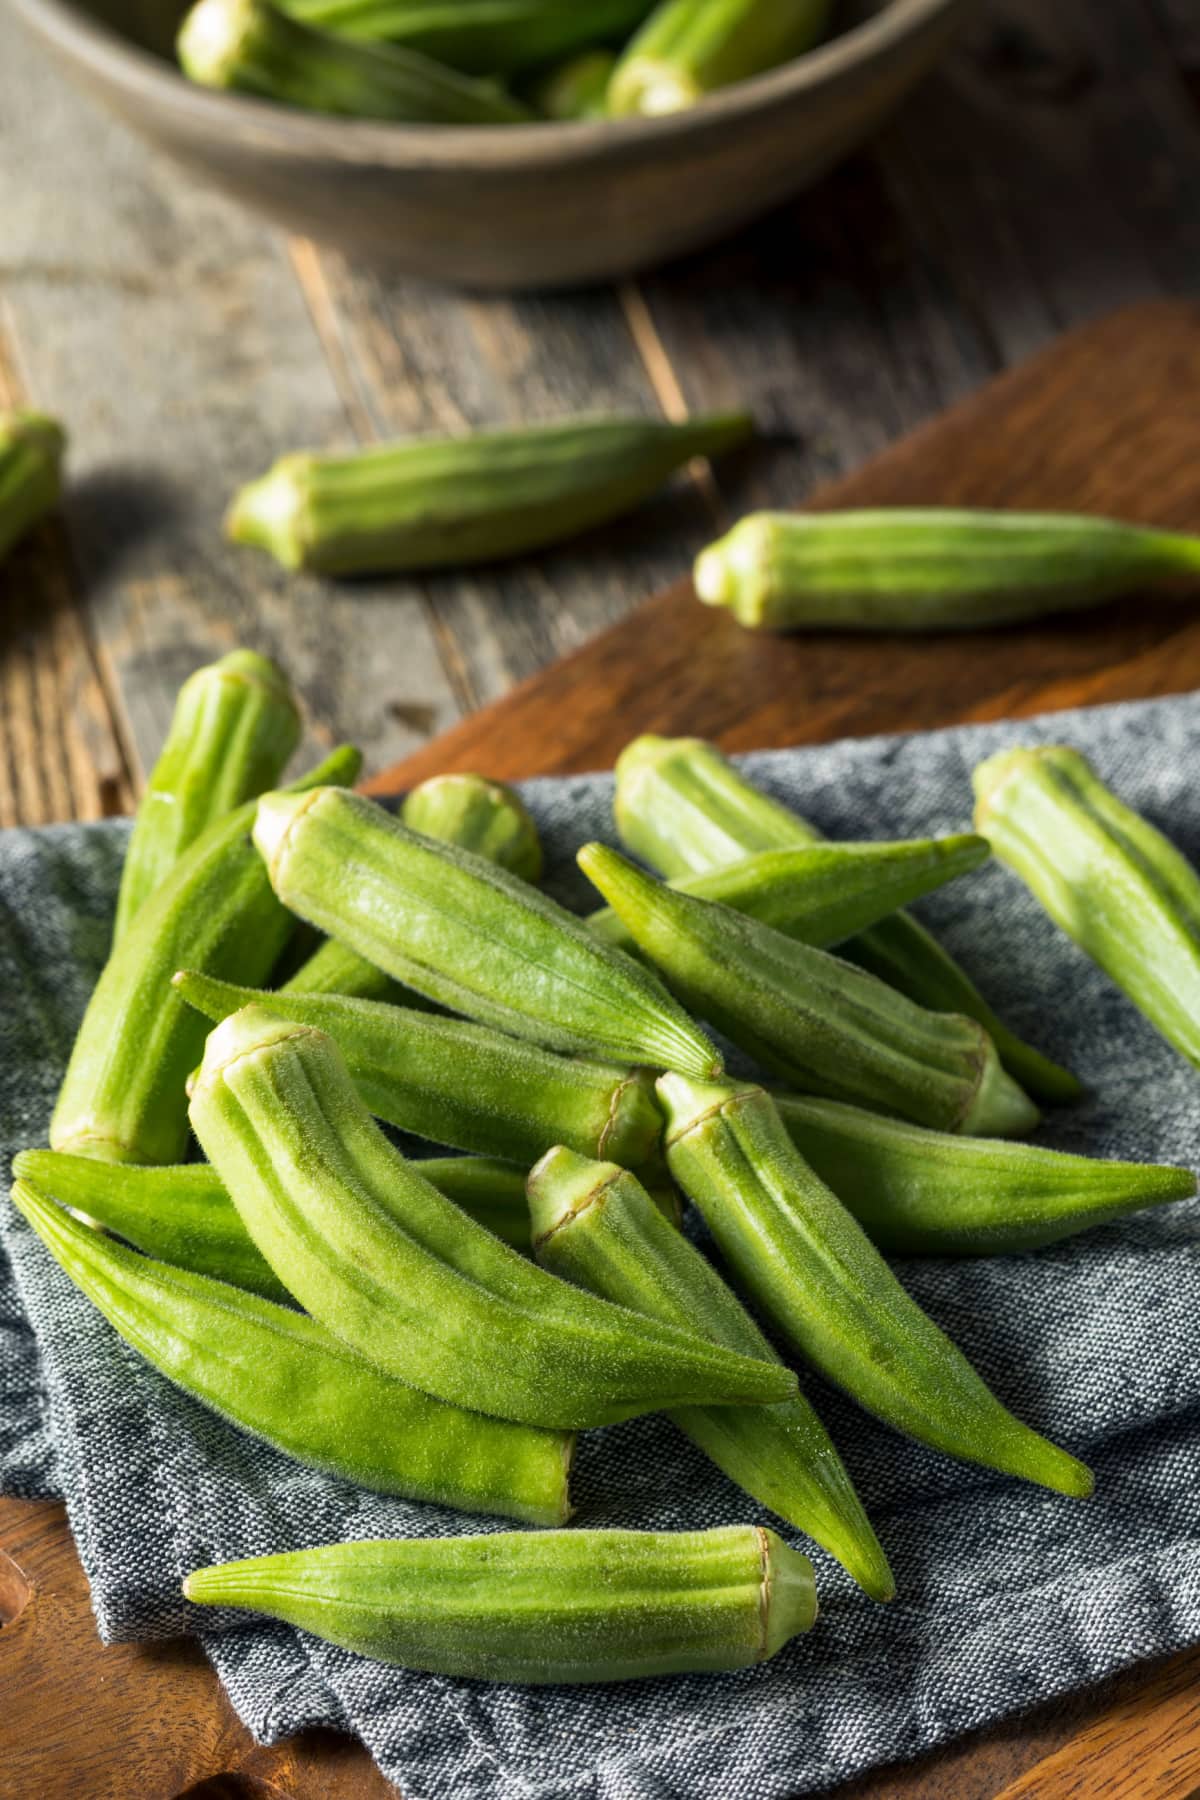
[529,1148,893,1601]
[614,734,1080,1104]
[0,411,65,565]
[531,48,616,119]
[280,935,402,1001]
[12,1179,572,1525]
[189,1007,794,1428]
[609,0,831,116]
[184,1524,817,1681]
[255,785,719,1077]
[177,0,532,121]
[772,1094,1196,1255]
[274,0,652,74]
[227,412,753,576]
[401,771,543,883]
[580,843,1037,1136]
[113,650,301,944]
[659,1075,1093,1498]
[695,509,1200,633]
[50,744,362,1167]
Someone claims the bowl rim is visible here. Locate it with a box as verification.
[10,0,967,166]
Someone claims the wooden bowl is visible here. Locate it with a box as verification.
[10,0,968,289]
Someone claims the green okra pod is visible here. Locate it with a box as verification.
[974,745,1200,1069]
[114,650,301,944]
[184,1524,818,1681]
[279,935,402,1001]
[609,0,831,116]
[529,1147,893,1601]
[658,1075,1093,1498]
[274,0,652,73]
[189,1006,793,1428]
[227,412,753,576]
[12,1178,572,1525]
[254,785,720,1077]
[580,843,1037,1136]
[613,734,1080,1104]
[51,743,362,1167]
[771,1094,1196,1255]
[401,771,543,882]
[532,48,617,119]
[0,411,65,565]
[695,509,1200,633]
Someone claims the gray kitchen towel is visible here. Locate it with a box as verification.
[4,692,1200,1800]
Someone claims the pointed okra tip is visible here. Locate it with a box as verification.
[526,1145,620,1249]
[576,841,660,917]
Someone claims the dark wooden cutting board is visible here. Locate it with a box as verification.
[6,299,1200,1800]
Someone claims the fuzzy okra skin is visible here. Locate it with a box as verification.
[276,0,651,72]
[255,785,719,1078]
[773,1095,1196,1255]
[11,1179,572,1525]
[695,509,1200,633]
[975,746,1200,1069]
[280,934,403,1001]
[184,1524,817,1680]
[609,0,831,116]
[530,1148,893,1601]
[659,1076,1094,1498]
[189,1007,793,1428]
[580,843,1037,1137]
[51,745,361,1168]
[401,772,543,883]
[227,412,753,576]
[113,650,301,944]
[613,734,1081,1104]
[0,411,65,565]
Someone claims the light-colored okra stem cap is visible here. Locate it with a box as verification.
[253,785,325,881]
[194,1003,316,1096]
[761,1529,819,1655]
[527,1145,619,1247]
[225,457,313,570]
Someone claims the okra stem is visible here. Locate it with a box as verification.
[609,0,831,116]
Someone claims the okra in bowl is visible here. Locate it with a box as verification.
[10,0,967,287]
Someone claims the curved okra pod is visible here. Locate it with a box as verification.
[50,744,362,1167]
[175,970,665,1170]
[658,1075,1094,1498]
[113,650,301,943]
[529,1147,893,1601]
[11,1179,573,1525]
[580,843,1036,1136]
[188,1007,794,1429]
[974,746,1200,1069]
[254,785,720,1077]
[275,0,652,71]
[773,1095,1196,1255]
[694,509,1200,633]
[613,734,1080,1104]
[401,771,543,883]
[184,1525,818,1681]
[280,935,403,1001]
[0,411,65,565]
[609,0,831,115]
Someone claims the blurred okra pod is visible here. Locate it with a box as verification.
[0,411,65,565]
[275,0,652,73]
[532,48,616,118]
[609,0,831,115]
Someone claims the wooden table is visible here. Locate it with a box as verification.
[3,2,1200,1797]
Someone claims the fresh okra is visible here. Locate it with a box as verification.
[275,0,652,73]
[280,935,402,1001]
[401,771,543,883]
[189,1007,794,1429]
[580,843,1037,1137]
[184,1524,818,1681]
[13,1178,572,1525]
[529,1148,893,1601]
[50,744,361,1167]
[227,412,753,576]
[254,785,720,1077]
[774,1095,1195,1255]
[695,509,1200,633]
[113,650,301,944]
[532,48,617,119]
[177,0,532,121]
[608,0,831,116]
[614,734,1080,1104]
[659,1075,1094,1498]
[0,411,65,565]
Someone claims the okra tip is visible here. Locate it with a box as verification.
[225,457,312,569]
[960,1040,1040,1138]
[526,1144,618,1248]
[970,745,1071,823]
[693,515,778,617]
[252,784,324,875]
[209,647,297,702]
[6,410,67,467]
[193,1002,316,1093]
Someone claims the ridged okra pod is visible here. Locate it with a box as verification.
[532,49,617,119]
[178,0,533,120]
[772,1095,1196,1255]
[974,745,1200,1068]
[189,1007,793,1428]
[227,412,753,576]
[12,1179,572,1525]
[581,843,1036,1136]
[176,970,665,1170]
[255,785,719,1076]
[184,1525,817,1680]
[0,411,65,565]
[695,509,1200,633]
[275,0,652,73]
[114,650,301,944]
[614,734,1080,1103]
[659,1075,1093,1497]
[50,744,361,1167]
[609,0,831,116]
[529,1148,893,1601]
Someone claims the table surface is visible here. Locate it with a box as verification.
[3,2,1200,1798]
